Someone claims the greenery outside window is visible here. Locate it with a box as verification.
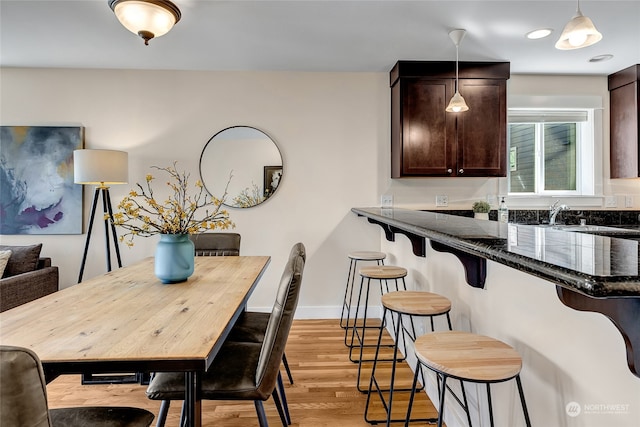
[508,109,594,196]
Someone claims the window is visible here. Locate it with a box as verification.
[508,109,595,196]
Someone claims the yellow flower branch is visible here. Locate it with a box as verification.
[108,163,234,246]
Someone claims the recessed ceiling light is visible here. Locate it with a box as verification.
[526,28,553,39]
[589,54,614,63]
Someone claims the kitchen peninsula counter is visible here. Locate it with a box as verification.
[352,207,640,297]
[353,206,640,377]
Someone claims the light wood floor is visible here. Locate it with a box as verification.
[46,319,440,426]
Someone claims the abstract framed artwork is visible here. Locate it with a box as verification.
[0,126,83,235]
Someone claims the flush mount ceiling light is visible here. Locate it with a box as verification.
[445,29,469,113]
[555,0,602,50]
[526,28,553,40]
[109,0,181,46]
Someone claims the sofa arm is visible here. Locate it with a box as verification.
[0,266,59,312]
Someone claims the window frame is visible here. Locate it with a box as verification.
[507,107,597,198]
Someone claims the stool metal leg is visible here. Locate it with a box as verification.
[384,310,403,425]
[350,277,395,363]
[350,276,371,362]
[404,363,421,427]
[364,308,403,422]
[516,375,532,427]
[437,374,448,427]
[364,308,390,419]
[365,310,435,425]
[461,380,472,426]
[340,259,356,330]
[487,383,495,427]
[343,259,384,346]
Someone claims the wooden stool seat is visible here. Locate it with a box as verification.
[414,330,522,382]
[382,291,451,317]
[359,265,407,280]
[407,331,531,427]
[348,251,386,261]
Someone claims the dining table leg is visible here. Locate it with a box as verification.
[185,371,202,427]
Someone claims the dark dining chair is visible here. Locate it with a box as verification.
[190,231,295,384]
[0,345,155,427]
[189,232,241,256]
[147,242,306,427]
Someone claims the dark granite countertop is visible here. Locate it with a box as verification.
[352,207,640,298]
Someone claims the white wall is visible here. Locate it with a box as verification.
[0,67,383,314]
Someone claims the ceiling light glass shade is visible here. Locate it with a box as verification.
[109,0,181,45]
[555,7,602,49]
[445,91,469,113]
[74,149,128,186]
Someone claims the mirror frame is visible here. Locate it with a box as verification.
[199,126,283,209]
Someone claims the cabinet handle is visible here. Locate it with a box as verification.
[447,169,453,174]
[459,169,464,174]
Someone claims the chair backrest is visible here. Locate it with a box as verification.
[255,242,306,390]
[0,345,52,427]
[189,233,241,256]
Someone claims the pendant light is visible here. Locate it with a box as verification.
[555,0,602,50]
[446,29,469,113]
[109,0,181,46]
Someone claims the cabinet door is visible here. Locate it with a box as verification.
[456,79,507,177]
[610,82,639,178]
[395,79,456,176]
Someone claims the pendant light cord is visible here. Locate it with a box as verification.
[455,43,459,93]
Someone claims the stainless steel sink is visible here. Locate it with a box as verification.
[535,224,640,236]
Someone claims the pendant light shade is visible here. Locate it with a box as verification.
[445,29,469,113]
[446,91,469,113]
[555,0,602,50]
[109,0,181,46]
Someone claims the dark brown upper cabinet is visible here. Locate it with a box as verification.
[609,64,640,179]
[390,61,510,178]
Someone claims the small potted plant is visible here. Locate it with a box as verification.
[472,200,491,220]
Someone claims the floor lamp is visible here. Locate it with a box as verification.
[74,149,128,283]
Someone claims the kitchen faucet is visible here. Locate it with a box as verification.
[549,201,570,225]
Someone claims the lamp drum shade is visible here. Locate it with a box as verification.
[74,149,128,185]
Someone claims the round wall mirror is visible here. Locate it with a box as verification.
[199,126,283,208]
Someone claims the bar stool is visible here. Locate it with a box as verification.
[406,331,532,427]
[352,266,408,392]
[364,291,454,425]
[341,251,386,348]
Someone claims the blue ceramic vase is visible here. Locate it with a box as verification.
[154,234,195,284]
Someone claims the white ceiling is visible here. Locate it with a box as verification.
[1,0,639,75]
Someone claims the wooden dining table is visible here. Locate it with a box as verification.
[0,255,271,427]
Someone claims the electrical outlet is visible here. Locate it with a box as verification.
[380,195,393,208]
[625,195,634,208]
[435,195,448,207]
[604,196,618,208]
